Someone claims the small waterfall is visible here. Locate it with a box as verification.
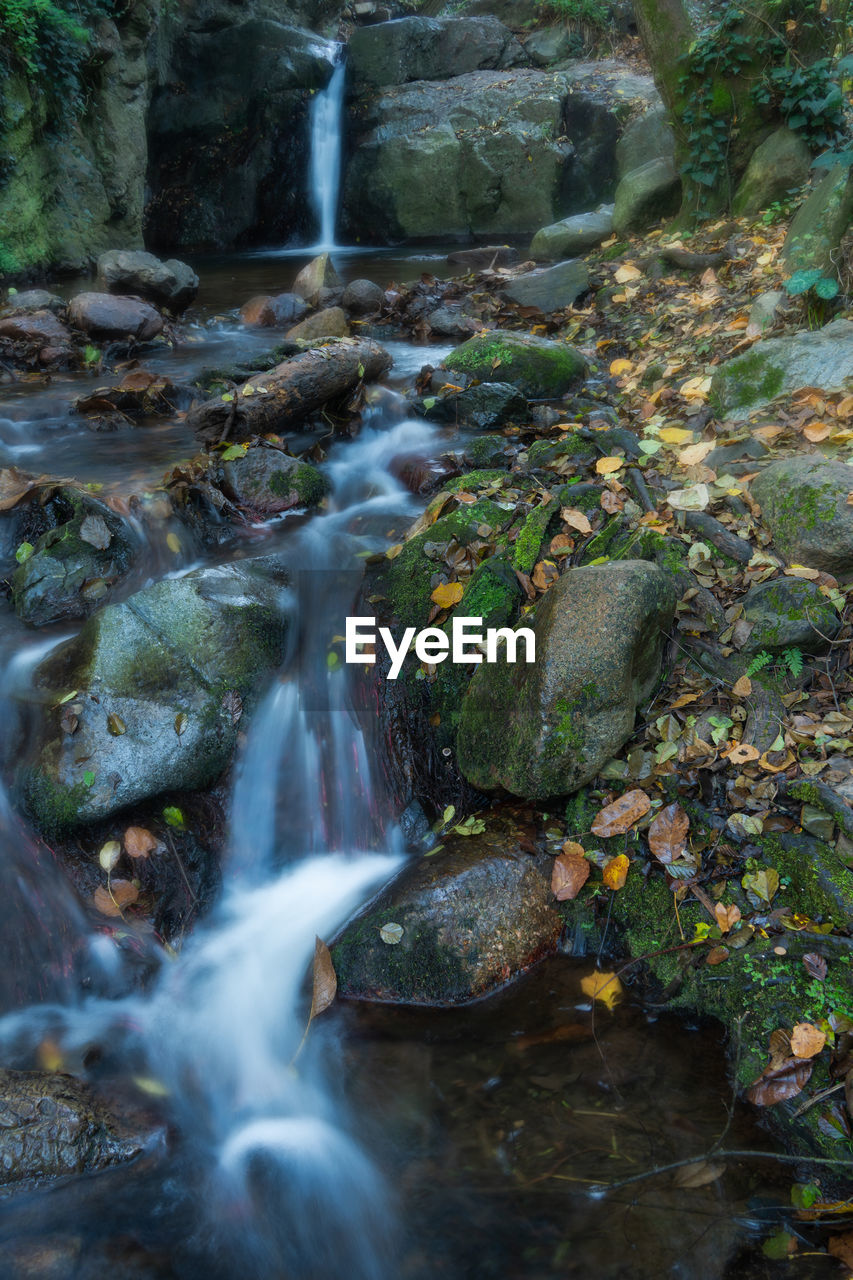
[309,51,346,251]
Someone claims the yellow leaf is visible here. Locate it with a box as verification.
[166,532,181,554]
[784,565,820,580]
[680,375,713,401]
[790,1022,826,1059]
[678,441,715,467]
[581,969,624,1011]
[431,581,464,609]
[602,853,629,890]
[561,506,592,535]
[803,422,832,443]
[659,427,693,445]
[609,358,633,376]
[595,456,624,475]
[614,264,642,284]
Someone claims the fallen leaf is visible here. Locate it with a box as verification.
[106,712,126,737]
[667,483,710,512]
[614,264,642,284]
[678,441,715,467]
[93,879,138,918]
[706,946,730,965]
[659,426,694,445]
[591,789,651,837]
[648,803,689,863]
[595,456,625,475]
[715,902,742,933]
[532,559,560,591]
[602,853,629,889]
[803,422,832,443]
[79,514,111,550]
[431,581,464,609]
[580,969,624,1011]
[98,840,121,873]
[790,1022,826,1059]
[732,676,752,698]
[551,849,590,900]
[828,1233,853,1268]
[600,490,622,514]
[124,826,157,859]
[309,937,337,1019]
[803,952,827,981]
[727,742,760,765]
[674,1161,725,1188]
[561,507,592,535]
[747,1056,813,1106]
[609,358,633,376]
[379,922,404,945]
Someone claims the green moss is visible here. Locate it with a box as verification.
[274,461,329,507]
[332,900,470,1003]
[711,349,786,414]
[550,683,599,758]
[511,500,558,572]
[22,769,89,838]
[444,469,507,493]
[445,337,516,375]
[758,832,853,927]
[466,435,510,469]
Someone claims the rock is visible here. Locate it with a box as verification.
[23,563,288,830]
[0,310,75,366]
[710,319,853,420]
[426,305,478,337]
[240,292,309,327]
[0,1069,145,1187]
[422,381,526,429]
[221,446,330,515]
[752,457,853,575]
[341,278,384,314]
[347,15,525,88]
[524,25,575,66]
[733,128,812,217]
[67,292,163,343]
[332,809,562,1005]
[446,246,520,269]
[783,165,853,275]
[0,290,65,316]
[742,577,841,654]
[465,434,513,468]
[292,253,342,305]
[286,306,350,340]
[97,249,199,312]
[501,259,589,313]
[530,206,613,259]
[612,157,681,235]
[615,105,676,180]
[444,331,586,398]
[457,561,677,799]
[746,289,786,338]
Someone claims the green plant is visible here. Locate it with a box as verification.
[536,0,609,27]
[746,647,805,678]
[0,0,114,126]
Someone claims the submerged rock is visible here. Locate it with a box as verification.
[457,561,677,799]
[711,320,853,420]
[67,293,164,343]
[97,249,199,313]
[446,246,520,270]
[0,290,65,316]
[752,457,853,574]
[333,808,562,1005]
[444,331,586,398]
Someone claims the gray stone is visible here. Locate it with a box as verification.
[501,259,589,313]
[67,292,163,343]
[752,457,853,575]
[733,128,812,218]
[746,290,786,338]
[524,25,575,66]
[239,292,308,327]
[292,253,342,305]
[444,331,586,397]
[616,105,675,180]
[97,249,199,312]
[426,305,478,337]
[530,206,613,259]
[0,310,74,365]
[612,157,681,235]
[341,278,384,314]
[348,15,525,88]
[286,305,349,340]
[711,319,853,421]
[457,561,677,798]
[742,577,841,654]
[221,446,330,514]
[423,381,526,429]
[0,290,64,316]
[783,165,853,275]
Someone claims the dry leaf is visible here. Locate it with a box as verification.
[614,264,642,284]
[609,358,633,375]
[580,969,623,1011]
[98,840,121,873]
[678,442,715,467]
[674,1161,725,1188]
[551,850,590,900]
[706,945,730,965]
[595,456,625,476]
[648,803,689,864]
[714,902,741,934]
[790,1022,826,1059]
[732,676,752,698]
[828,1233,853,1269]
[591,789,651,837]
[79,514,111,550]
[602,853,629,889]
[747,1056,813,1106]
[309,937,337,1020]
[561,507,592,535]
[600,490,623,514]
[803,952,827,981]
[727,742,760,765]
[532,559,560,591]
[431,581,464,609]
[803,422,832,443]
[107,712,126,737]
[125,826,157,859]
[93,879,138,918]
[659,426,693,445]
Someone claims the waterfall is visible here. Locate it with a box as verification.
[309,51,346,251]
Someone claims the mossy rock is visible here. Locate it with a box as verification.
[782,165,853,275]
[732,127,811,218]
[221,446,329,514]
[752,457,853,574]
[742,577,841,654]
[444,332,586,398]
[710,320,853,421]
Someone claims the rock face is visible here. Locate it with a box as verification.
[524,25,576,66]
[457,562,677,799]
[0,1069,145,1187]
[615,105,675,179]
[612,157,681,235]
[710,319,853,420]
[732,128,811,218]
[444,331,586,398]
[783,165,853,275]
[752,458,853,575]
[67,293,164,342]
[332,809,562,1005]
[530,205,613,259]
[221,446,330,515]
[23,563,288,831]
[343,62,657,241]
[347,15,525,87]
[742,577,841,654]
[97,249,199,312]
[501,259,589,313]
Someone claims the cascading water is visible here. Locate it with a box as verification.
[309,50,346,251]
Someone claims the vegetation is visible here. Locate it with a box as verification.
[0,0,114,122]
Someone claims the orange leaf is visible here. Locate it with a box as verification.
[727,742,760,765]
[580,969,624,1010]
[595,456,624,476]
[561,507,592,535]
[714,902,742,934]
[790,1022,826,1059]
[124,826,157,859]
[747,1056,813,1106]
[93,879,139,918]
[430,581,464,609]
[551,850,590,901]
[591,789,651,837]
[732,676,752,698]
[609,357,633,376]
[648,803,689,864]
[532,559,559,591]
[602,853,629,890]
[803,422,832,443]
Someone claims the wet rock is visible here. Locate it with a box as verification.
[239,292,308,327]
[444,331,586,398]
[733,127,811,218]
[501,259,589,313]
[221,446,330,515]
[332,808,562,1005]
[0,290,65,316]
[426,305,479,337]
[292,253,342,306]
[711,319,853,421]
[286,306,350,340]
[97,249,199,313]
[341,278,384,315]
[446,246,520,270]
[457,561,677,799]
[67,292,163,343]
[612,157,681,235]
[23,562,288,830]
[0,310,75,367]
[465,434,514,468]
[783,165,853,275]
[742,577,842,654]
[530,205,613,259]
[615,104,675,179]
[0,1069,145,1187]
[347,15,525,88]
[422,381,526,429]
[752,457,853,574]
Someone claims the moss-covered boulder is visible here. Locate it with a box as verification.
[742,577,841,654]
[732,127,811,218]
[22,562,288,831]
[612,157,681,236]
[615,105,675,179]
[443,332,586,399]
[221,446,329,516]
[752,457,853,574]
[710,319,853,421]
[332,808,562,1005]
[782,165,853,275]
[457,561,677,799]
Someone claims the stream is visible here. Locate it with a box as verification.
[0,250,815,1279]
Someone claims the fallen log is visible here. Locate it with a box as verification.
[187,338,393,445]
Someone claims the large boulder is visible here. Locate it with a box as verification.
[421,381,526,430]
[524,25,575,66]
[615,105,675,180]
[22,562,288,831]
[732,128,811,218]
[752,458,853,575]
[444,331,586,398]
[710,319,853,420]
[97,249,199,312]
[347,15,525,88]
[220,446,330,515]
[457,561,677,799]
[530,205,613,259]
[341,278,384,314]
[501,259,589,313]
[67,292,163,342]
[332,808,562,1005]
[783,165,853,275]
[612,157,681,235]
[0,309,75,368]
[0,289,64,316]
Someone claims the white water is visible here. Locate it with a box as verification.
[309,52,346,251]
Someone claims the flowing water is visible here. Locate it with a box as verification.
[308,52,347,251]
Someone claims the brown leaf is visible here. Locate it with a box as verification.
[310,937,337,1020]
[674,1160,725,1188]
[551,850,590,901]
[124,826,157,859]
[532,559,559,591]
[727,742,760,765]
[602,853,629,890]
[790,1022,826,1059]
[732,675,752,698]
[107,712,126,737]
[221,690,243,724]
[93,879,139,918]
[714,902,741,934]
[590,789,651,837]
[600,489,623,514]
[561,507,592,535]
[803,952,827,982]
[746,1056,813,1106]
[706,946,730,966]
[79,513,112,550]
[648,803,689,864]
[828,1232,853,1268]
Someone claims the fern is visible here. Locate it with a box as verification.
[783,647,804,677]
[746,650,773,677]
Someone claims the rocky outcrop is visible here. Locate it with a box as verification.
[710,319,853,420]
[613,157,681,235]
[500,259,589,313]
[530,205,613,259]
[732,127,811,218]
[443,331,586,398]
[347,14,526,87]
[782,165,853,276]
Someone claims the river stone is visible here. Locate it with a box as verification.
[732,128,811,218]
[426,306,478,337]
[710,319,853,421]
[783,165,853,275]
[501,259,589,313]
[240,293,308,327]
[613,157,681,235]
[0,290,65,316]
[752,457,853,574]
[0,1069,145,1187]
[348,15,525,88]
[341,278,384,314]
[742,577,841,654]
[332,809,562,1005]
[292,254,342,306]
[457,561,677,799]
[530,206,613,259]
[444,331,586,398]
[23,562,288,830]
[67,293,163,343]
[221,446,330,515]
[422,381,526,429]
[97,249,199,313]
[615,105,675,180]
[286,306,350,340]
[0,310,75,367]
